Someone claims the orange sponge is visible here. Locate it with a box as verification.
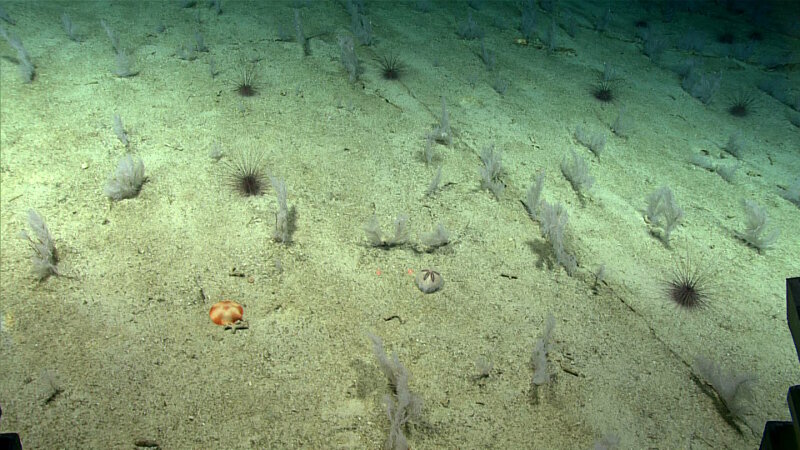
[209,301,244,326]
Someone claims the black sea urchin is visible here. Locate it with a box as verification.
[225,150,267,197]
[663,254,714,310]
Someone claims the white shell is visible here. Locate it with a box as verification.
[416,269,443,293]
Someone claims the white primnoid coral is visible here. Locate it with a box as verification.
[270,177,292,243]
[539,201,577,276]
[364,214,409,248]
[694,355,755,431]
[105,154,145,201]
[368,333,422,450]
[531,313,556,387]
[645,186,684,247]
[735,199,780,253]
[20,209,59,280]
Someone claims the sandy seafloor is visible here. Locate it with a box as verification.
[1,0,799,448]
